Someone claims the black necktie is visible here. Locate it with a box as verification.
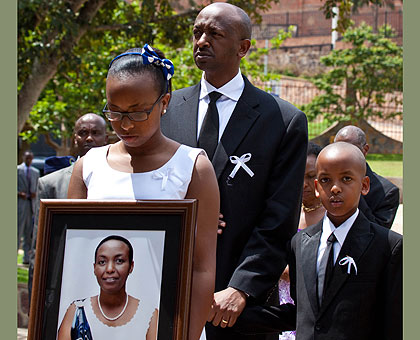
[198,92,222,160]
[317,232,337,305]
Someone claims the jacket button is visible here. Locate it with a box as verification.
[315,324,321,331]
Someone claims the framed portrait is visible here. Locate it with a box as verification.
[28,199,197,340]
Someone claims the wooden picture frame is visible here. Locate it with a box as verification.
[28,199,197,340]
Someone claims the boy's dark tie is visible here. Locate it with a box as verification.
[317,232,337,305]
[198,91,222,160]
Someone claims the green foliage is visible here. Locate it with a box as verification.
[18,0,282,147]
[366,153,402,162]
[17,253,28,284]
[155,40,202,90]
[241,28,292,86]
[301,23,402,124]
[308,119,331,139]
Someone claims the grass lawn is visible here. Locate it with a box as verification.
[308,120,330,139]
[366,154,403,178]
[17,252,28,284]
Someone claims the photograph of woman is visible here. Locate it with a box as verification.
[58,235,158,340]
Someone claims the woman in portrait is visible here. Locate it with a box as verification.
[58,235,158,340]
[67,44,219,340]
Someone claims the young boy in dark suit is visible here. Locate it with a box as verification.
[235,142,402,340]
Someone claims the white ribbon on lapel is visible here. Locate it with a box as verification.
[152,168,173,191]
[338,255,357,275]
[228,153,254,179]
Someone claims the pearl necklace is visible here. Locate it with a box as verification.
[97,294,129,321]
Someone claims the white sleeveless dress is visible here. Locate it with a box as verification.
[83,144,204,199]
[75,296,156,339]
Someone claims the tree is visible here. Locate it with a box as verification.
[18,0,390,154]
[18,0,281,154]
[321,0,394,33]
[301,23,402,125]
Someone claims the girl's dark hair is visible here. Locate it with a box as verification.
[307,141,323,157]
[94,235,134,263]
[107,46,172,96]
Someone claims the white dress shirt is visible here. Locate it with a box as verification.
[316,209,359,274]
[197,70,245,142]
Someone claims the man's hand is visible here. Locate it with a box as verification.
[280,265,290,283]
[18,192,27,199]
[207,287,247,328]
[217,213,226,235]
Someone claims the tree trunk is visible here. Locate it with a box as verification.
[44,133,72,156]
[17,0,107,133]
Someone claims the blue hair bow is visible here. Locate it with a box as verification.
[108,44,174,81]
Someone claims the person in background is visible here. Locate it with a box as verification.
[334,125,400,229]
[299,142,326,230]
[28,113,108,305]
[161,3,307,340]
[18,150,40,264]
[277,141,324,340]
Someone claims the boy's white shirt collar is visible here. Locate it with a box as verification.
[321,208,359,248]
[199,70,244,102]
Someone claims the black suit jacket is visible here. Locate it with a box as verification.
[359,163,400,229]
[235,211,402,340]
[162,77,307,339]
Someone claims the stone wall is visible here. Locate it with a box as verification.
[268,44,332,76]
[310,120,403,154]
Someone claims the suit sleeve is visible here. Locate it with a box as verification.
[32,178,49,250]
[229,106,308,300]
[383,236,402,340]
[233,240,297,334]
[359,185,400,229]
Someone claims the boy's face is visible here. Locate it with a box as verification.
[315,150,370,227]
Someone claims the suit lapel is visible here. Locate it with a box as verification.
[173,84,200,147]
[19,164,30,190]
[319,213,374,315]
[212,77,261,179]
[300,222,323,316]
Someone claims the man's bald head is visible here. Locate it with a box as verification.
[74,113,106,132]
[198,2,252,40]
[334,125,369,156]
[23,151,34,166]
[74,113,108,157]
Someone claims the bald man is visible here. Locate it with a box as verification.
[161,3,307,340]
[28,113,108,303]
[235,142,402,340]
[334,125,400,229]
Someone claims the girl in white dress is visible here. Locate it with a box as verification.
[68,45,219,340]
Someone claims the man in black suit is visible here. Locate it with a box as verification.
[235,142,402,340]
[334,125,400,228]
[161,3,308,340]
